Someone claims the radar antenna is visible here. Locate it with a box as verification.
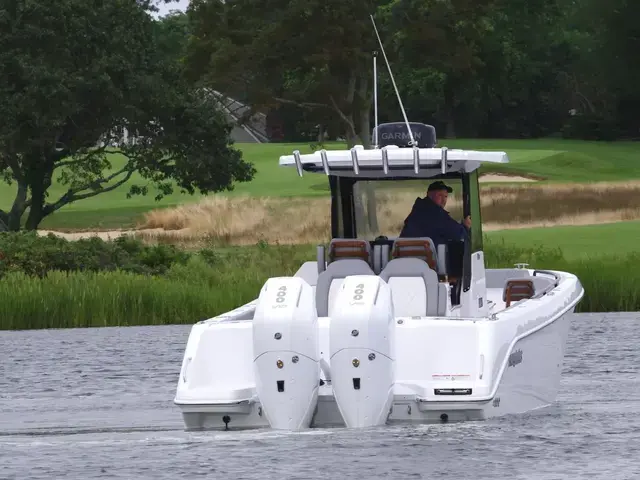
[370,14,415,147]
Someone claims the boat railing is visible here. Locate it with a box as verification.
[522,270,561,300]
[291,145,449,177]
[533,270,560,288]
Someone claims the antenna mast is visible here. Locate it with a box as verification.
[373,51,379,148]
[369,14,415,147]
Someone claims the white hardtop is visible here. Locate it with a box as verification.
[278,144,510,178]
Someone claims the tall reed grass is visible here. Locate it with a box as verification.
[135,181,640,246]
[0,239,636,330]
[483,238,640,312]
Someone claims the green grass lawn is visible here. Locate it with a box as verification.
[486,220,640,261]
[200,220,640,262]
[1,139,638,231]
[219,139,640,192]
[447,138,640,183]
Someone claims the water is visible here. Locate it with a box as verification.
[1,313,639,479]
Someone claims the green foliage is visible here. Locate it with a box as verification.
[483,237,566,266]
[184,0,639,142]
[0,269,222,330]
[560,112,621,141]
[0,236,637,330]
[0,232,190,277]
[153,10,191,62]
[0,0,255,232]
[380,0,497,134]
[186,0,387,146]
[483,238,640,313]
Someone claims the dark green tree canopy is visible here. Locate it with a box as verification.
[0,0,255,231]
[185,0,639,143]
[186,0,388,147]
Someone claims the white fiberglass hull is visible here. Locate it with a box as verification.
[174,268,583,432]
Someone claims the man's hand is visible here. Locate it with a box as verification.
[463,215,471,229]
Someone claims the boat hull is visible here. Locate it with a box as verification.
[174,269,583,431]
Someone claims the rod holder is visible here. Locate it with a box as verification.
[381,147,389,175]
[293,150,304,177]
[350,148,360,175]
[412,146,420,174]
[441,147,448,174]
[320,149,330,175]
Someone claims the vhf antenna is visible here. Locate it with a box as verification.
[370,14,415,147]
[373,50,379,148]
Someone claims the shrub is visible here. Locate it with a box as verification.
[0,232,190,277]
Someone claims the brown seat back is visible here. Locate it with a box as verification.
[503,279,535,307]
[391,238,437,271]
[328,239,371,265]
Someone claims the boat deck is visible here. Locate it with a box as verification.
[486,287,509,313]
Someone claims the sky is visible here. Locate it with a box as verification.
[153,0,190,18]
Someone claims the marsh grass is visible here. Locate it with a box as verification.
[0,239,636,330]
[136,181,640,247]
[483,238,640,313]
[480,181,640,227]
[0,270,222,330]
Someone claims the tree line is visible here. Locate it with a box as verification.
[186,0,639,144]
[0,0,637,231]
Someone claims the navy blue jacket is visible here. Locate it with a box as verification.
[398,196,467,246]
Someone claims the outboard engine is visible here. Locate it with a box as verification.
[253,276,320,430]
[329,275,395,428]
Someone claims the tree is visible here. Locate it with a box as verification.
[379,0,498,138]
[0,0,255,232]
[470,0,575,138]
[153,10,191,64]
[571,0,640,138]
[185,0,391,148]
[185,0,393,235]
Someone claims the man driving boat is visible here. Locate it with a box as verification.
[398,180,471,246]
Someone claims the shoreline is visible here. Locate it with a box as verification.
[0,247,636,330]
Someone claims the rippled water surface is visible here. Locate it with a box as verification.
[1,313,639,479]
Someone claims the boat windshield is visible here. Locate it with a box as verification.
[352,177,464,240]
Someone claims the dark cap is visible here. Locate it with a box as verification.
[427,180,453,193]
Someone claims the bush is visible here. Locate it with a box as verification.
[0,232,191,277]
[560,112,620,141]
